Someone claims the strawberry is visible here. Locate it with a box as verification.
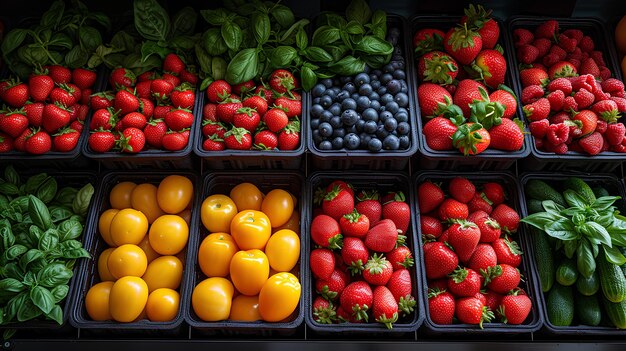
[468,243,498,273]
[170,84,195,109]
[468,192,493,214]
[206,80,232,103]
[611,97,626,113]
[232,80,256,96]
[139,98,154,118]
[135,81,152,99]
[461,4,499,49]
[454,79,486,118]
[29,73,54,102]
[449,177,475,204]
[517,45,539,65]
[13,128,32,152]
[535,20,559,39]
[523,98,550,122]
[481,183,505,206]
[456,297,494,328]
[322,186,354,220]
[274,97,302,118]
[601,78,625,94]
[165,108,194,131]
[70,120,84,134]
[278,120,300,150]
[512,28,534,47]
[90,91,114,110]
[355,191,382,225]
[417,83,453,117]
[475,215,501,242]
[484,264,520,294]
[493,237,523,268]
[310,248,336,280]
[137,71,156,82]
[428,289,455,325]
[243,95,268,116]
[572,110,598,136]
[533,38,552,57]
[161,73,180,88]
[592,100,620,123]
[311,214,342,249]
[453,122,491,155]
[413,28,445,55]
[578,131,604,155]
[162,131,189,151]
[42,104,71,133]
[372,286,399,329]
[326,181,354,196]
[547,77,573,95]
[144,119,167,148]
[580,57,600,78]
[90,108,118,130]
[548,61,578,80]
[340,281,373,322]
[232,107,261,132]
[24,130,51,154]
[474,49,506,88]
[47,65,71,84]
[489,89,517,119]
[341,237,369,275]
[490,204,520,233]
[340,209,369,238]
[109,68,136,89]
[422,116,459,151]
[606,123,626,146]
[448,267,482,297]
[519,68,548,88]
[223,127,252,150]
[88,130,116,152]
[0,133,14,152]
[521,85,544,105]
[417,51,458,85]
[573,89,595,110]
[121,112,147,130]
[154,104,172,121]
[202,135,225,151]
[216,99,242,124]
[363,254,393,286]
[438,198,469,221]
[163,53,185,74]
[417,182,445,214]
[499,289,532,325]
[1,111,29,138]
[202,120,226,139]
[387,269,414,312]
[179,70,198,86]
[71,67,96,90]
[467,210,489,224]
[312,296,337,324]
[447,220,481,263]
[151,79,175,100]
[118,127,145,153]
[52,128,79,152]
[253,130,278,150]
[421,215,443,239]
[382,192,410,234]
[254,85,275,105]
[387,246,414,270]
[269,69,298,94]
[489,118,525,151]
[115,89,140,115]
[443,25,483,65]
[264,108,289,133]
[423,242,459,279]
[365,219,399,253]
[316,269,349,301]
[1,81,29,107]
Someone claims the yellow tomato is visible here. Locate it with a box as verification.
[230,211,271,250]
[148,215,189,255]
[137,235,160,263]
[177,209,192,226]
[273,210,300,235]
[107,244,148,279]
[142,256,183,292]
[201,195,237,233]
[261,189,294,228]
[230,249,269,296]
[258,272,301,322]
[109,276,149,322]
[265,229,300,272]
[110,182,137,209]
[98,208,119,247]
[85,281,114,321]
[229,183,263,211]
[109,208,148,246]
[198,233,238,277]
[131,183,164,223]
[157,175,193,214]
[229,295,261,321]
[97,248,116,282]
[192,277,234,322]
[146,288,180,322]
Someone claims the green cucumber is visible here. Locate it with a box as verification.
[592,186,610,199]
[525,179,566,207]
[598,256,626,303]
[527,198,544,214]
[531,227,555,292]
[564,177,596,205]
[603,297,626,329]
[547,283,574,326]
[556,259,578,287]
[575,293,601,326]
[576,270,600,296]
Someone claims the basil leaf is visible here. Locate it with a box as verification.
[17,293,42,322]
[323,13,347,28]
[30,286,55,314]
[58,220,83,242]
[170,35,196,51]
[0,219,15,250]
[65,46,89,69]
[346,0,372,25]
[313,26,341,47]
[593,196,620,211]
[325,45,350,62]
[0,182,20,196]
[252,13,271,45]
[354,35,394,56]
[212,57,227,81]
[545,218,578,241]
[362,54,391,69]
[564,239,578,258]
[203,28,228,56]
[4,165,20,185]
[72,183,93,217]
[3,263,24,280]
[5,244,27,261]
[29,195,52,231]
[200,8,230,26]
[195,45,212,75]
[53,187,77,207]
[563,190,587,209]
[542,200,565,216]
[295,27,308,51]
[25,174,48,195]
[346,20,365,35]
[141,41,170,62]
[36,177,57,204]
[62,247,90,259]
[370,10,388,39]
[603,245,626,265]
[19,249,44,271]
[330,56,366,76]
[46,305,63,325]
[0,194,9,209]
[279,18,310,43]
[577,238,596,278]
[226,48,258,85]
[39,229,59,252]
[134,0,171,42]
[49,206,73,223]
[172,7,197,36]
[87,12,111,31]
[40,0,65,28]
[78,26,102,52]
[304,47,333,63]
[37,263,73,288]
[0,278,25,294]
[200,78,213,92]
[221,21,243,51]
[271,4,295,28]
[1,29,29,57]
[301,65,317,92]
[8,293,27,322]
[586,221,612,247]
[270,46,297,68]
[50,285,69,303]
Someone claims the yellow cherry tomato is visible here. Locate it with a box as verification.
[109,276,149,322]
[230,210,271,250]
[110,182,137,209]
[109,208,148,246]
[131,183,165,223]
[230,249,269,296]
[137,235,160,263]
[85,281,114,321]
[258,272,301,322]
[148,215,189,255]
[157,175,193,214]
[201,195,238,233]
[107,244,148,279]
[97,248,116,282]
[229,295,261,321]
[192,277,234,322]
[177,209,192,226]
[229,183,264,211]
[273,210,300,235]
[261,189,294,228]
[98,208,119,247]
[265,229,300,272]
[142,256,183,293]
[198,233,238,278]
[146,288,180,322]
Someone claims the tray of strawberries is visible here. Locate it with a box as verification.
[411,5,530,171]
[415,171,543,334]
[507,17,626,172]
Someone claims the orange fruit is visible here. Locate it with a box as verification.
[616,15,626,55]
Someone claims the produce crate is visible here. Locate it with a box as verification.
[519,172,626,336]
[410,16,531,171]
[184,171,305,336]
[0,168,98,337]
[69,170,200,337]
[413,171,543,336]
[304,171,424,337]
[506,17,625,173]
[306,15,419,170]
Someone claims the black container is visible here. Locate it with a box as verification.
[306,15,419,171]
[304,171,424,337]
[506,17,625,173]
[410,16,531,171]
[0,168,98,337]
[192,91,307,170]
[413,171,543,336]
[185,171,305,336]
[69,170,199,337]
[519,172,626,337]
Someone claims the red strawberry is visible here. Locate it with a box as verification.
[456,296,494,327]
[121,112,147,130]
[316,269,349,301]
[310,248,335,280]
[548,61,578,80]
[387,269,414,310]
[461,4,499,49]
[533,38,552,57]
[170,84,195,109]
[135,81,152,99]
[114,89,140,115]
[592,100,620,123]
[223,127,252,150]
[109,68,136,89]
[253,130,278,150]
[365,219,399,253]
[29,73,54,102]
[535,20,559,39]
[417,51,459,85]
[118,127,145,153]
[481,183,505,205]
[572,110,598,136]
[606,123,626,146]
[438,198,469,221]
[468,192,493,214]
[311,214,342,249]
[88,130,116,152]
[72,68,97,90]
[206,80,232,103]
[428,289,455,325]
[179,70,198,86]
[322,186,354,221]
[144,119,167,148]
[578,131,604,155]
[484,264,520,294]
[341,237,369,275]
[202,135,225,151]
[499,289,532,324]
[443,25,483,65]
[449,177,475,204]
[340,281,373,322]
[42,104,71,133]
[512,28,534,47]
[448,267,482,297]
[387,246,414,270]
[151,79,175,100]
[264,108,289,133]
[523,98,550,122]
[447,220,481,263]
[161,73,180,88]
[0,132,14,152]
[489,89,517,119]
[454,79,486,118]
[326,181,354,196]
[417,83,453,117]
[13,128,32,151]
[312,296,336,324]
[372,286,399,329]
[468,243,498,273]
[422,116,459,150]
[340,209,370,239]
[216,99,242,124]
[165,108,194,131]
[1,111,29,138]
[254,85,275,105]
[363,254,394,286]
[611,97,626,113]
[52,128,79,152]
[382,192,410,234]
[517,45,539,65]
[269,69,298,94]
[24,130,51,154]
[413,28,446,56]
[421,215,443,239]
[474,49,506,88]
[493,236,523,268]
[243,95,268,116]
[274,97,301,118]
[519,68,548,88]
[162,131,189,151]
[490,204,520,233]
[232,107,261,132]
[163,53,185,74]
[278,120,300,150]
[232,80,256,96]
[423,242,459,279]
[601,78,625,95]
[489,118,525,152]
[467,210,489,224]
[475,215,501,242]
[90,108,118,130]
[356,191,382,225]
[90,91,114,110]
[580,57,600,78]
[2,81,29,107]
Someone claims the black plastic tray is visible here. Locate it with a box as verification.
[306,15,419,171]
[410,16,531,171]
[192,89,307,170]
[304,171,424,336]
[506,17,625,173]
[69,170,200,337]
[413,171,543,335]
[184,171,306,336]
[0,168,98,336]
[519,172,626,337]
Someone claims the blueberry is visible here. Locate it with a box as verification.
[332,87,341,94]
[320,78,333,88]
[385,101,400,114]
[342,98,357,111]
[320,110,333,123]
[376,125,390,139]
[394,92,409,107]
[320,95,333,108]
[371,80,381,90]
[392,60,405,70]
[383,135,400,150]
[324,89,337,101]
[392,54,403,62]
[372,69,382,77]
[397,121,410,135]
[329,103,342,116]
[362,65,371,74]
[319,140,332,150]
[398,107,409,116]
[319,122,333,137]
[355,119,366,132]
[368,138,383,152]
[377,86,387,95]
[340,76,353,84]
[341,109,359,126]
[380,110,393,122]
[369,73,378,82]
[356,96,371,112]
[364,120,378,134]
[332,137,344,150]
[311,104,324,118]
[400,80,409,93]
[360,132,372,146]
[369,92,380,101]
[344,133,360,150]
[343,82,356,94]
[380,73,393,85]
[384,118,398,132]
[362,108,378,122]
[393,70,406,80]
[333,79,342,87]
[312,84,326,98]
[312,130,323,144]
[387,80,402,94]
[395,111,409,123]
[330,116,342,129]
[313,97,321,105]
[332,128,346,138]
[347,125,358,134]
[381,93,394,104]
[370,100,381,111]
[310,118,321,130]
[336,90,350,102]
[383,64,394,73]
[399,135,410,149]
[359,83,373,96]
[354,73,370,87]
[351,93,360,101]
